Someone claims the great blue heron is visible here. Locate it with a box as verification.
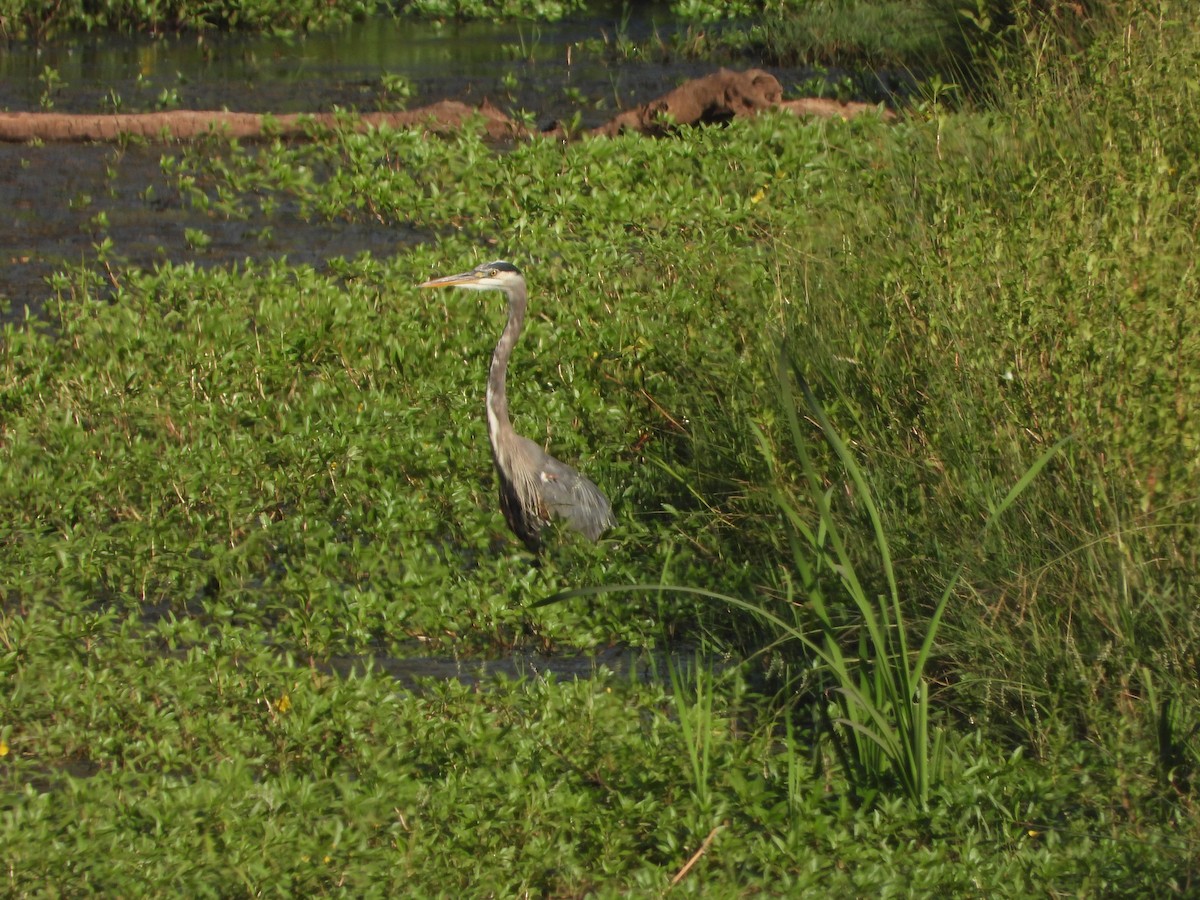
[418,260,615,552]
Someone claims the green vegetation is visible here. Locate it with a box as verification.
[3,0,1200,893]
[582,1,1086,103]
[407,0,587,21]
[0,0,377,39]
[575,1,987,103]
[665,0,954,65]
[0,0,586,40]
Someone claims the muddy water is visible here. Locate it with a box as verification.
[0,10,797,321]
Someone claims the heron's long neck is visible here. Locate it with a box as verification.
[485,284,526,449]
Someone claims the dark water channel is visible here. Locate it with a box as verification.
[325,644,727,692]
[0,10,818,321]
[0,10,732,119]
[0,141,414,321]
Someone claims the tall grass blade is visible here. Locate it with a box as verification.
[551,354,1064,810]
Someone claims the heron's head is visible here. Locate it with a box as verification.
[418,260,524,294]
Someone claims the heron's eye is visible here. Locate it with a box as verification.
[487,268,498,277]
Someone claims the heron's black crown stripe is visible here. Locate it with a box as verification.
[482,260,521,274]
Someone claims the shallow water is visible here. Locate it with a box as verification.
[0,11,817,321]
[0,11,751,126]
[0,141,428,322]
[324,643,724,691]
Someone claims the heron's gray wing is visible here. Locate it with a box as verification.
[524,440,615,542]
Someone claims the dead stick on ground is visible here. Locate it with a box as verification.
[669,824,723,888]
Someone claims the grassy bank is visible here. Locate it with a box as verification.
[3,0,1200,894]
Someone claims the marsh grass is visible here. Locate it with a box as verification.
[666,654,718,814]
[675,351,1064,809]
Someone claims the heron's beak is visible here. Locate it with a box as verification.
[418,270,483,289]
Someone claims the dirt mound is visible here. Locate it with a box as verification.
[0,99,518,143]
[0,70,890,143]
[588,67,783,138]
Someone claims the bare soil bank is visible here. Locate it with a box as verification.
[0,69,890,143]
